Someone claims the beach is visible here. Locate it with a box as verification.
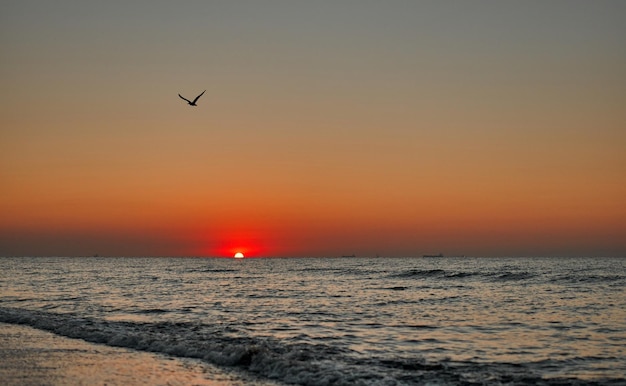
[0,322,274,386]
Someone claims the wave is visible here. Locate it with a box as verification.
[555,274,626,284]
[390,269,536,282]
[294,267,378,277]
[137,308,170,314]
[1,307,618,385]
[187,268,239,273]
[493,271,536,281]
[0,307,429,385]
[392,269,448,279]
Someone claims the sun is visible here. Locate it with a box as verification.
[234,252,245,258]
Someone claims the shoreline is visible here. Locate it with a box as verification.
[0,322,276,386]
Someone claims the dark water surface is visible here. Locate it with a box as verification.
[1,256,624,385]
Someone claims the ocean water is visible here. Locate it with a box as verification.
[1,256,624,385]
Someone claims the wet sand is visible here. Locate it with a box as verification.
[0,322,275,386]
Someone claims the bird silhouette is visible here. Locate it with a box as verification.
[178,90,206,106]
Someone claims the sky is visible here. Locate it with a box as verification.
[1,1,625,258]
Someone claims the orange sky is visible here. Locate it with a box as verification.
[1,2,625,257]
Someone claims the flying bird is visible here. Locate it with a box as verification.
[178,90,206,106]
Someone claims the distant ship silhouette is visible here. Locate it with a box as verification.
[178,90,205,106]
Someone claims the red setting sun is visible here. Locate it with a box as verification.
[203,224,274,258]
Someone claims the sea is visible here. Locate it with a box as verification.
[1,256,624,385]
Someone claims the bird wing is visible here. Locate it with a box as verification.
[192,90,206,104]
[178,94,192,103]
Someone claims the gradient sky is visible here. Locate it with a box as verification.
[1,1,625,257]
